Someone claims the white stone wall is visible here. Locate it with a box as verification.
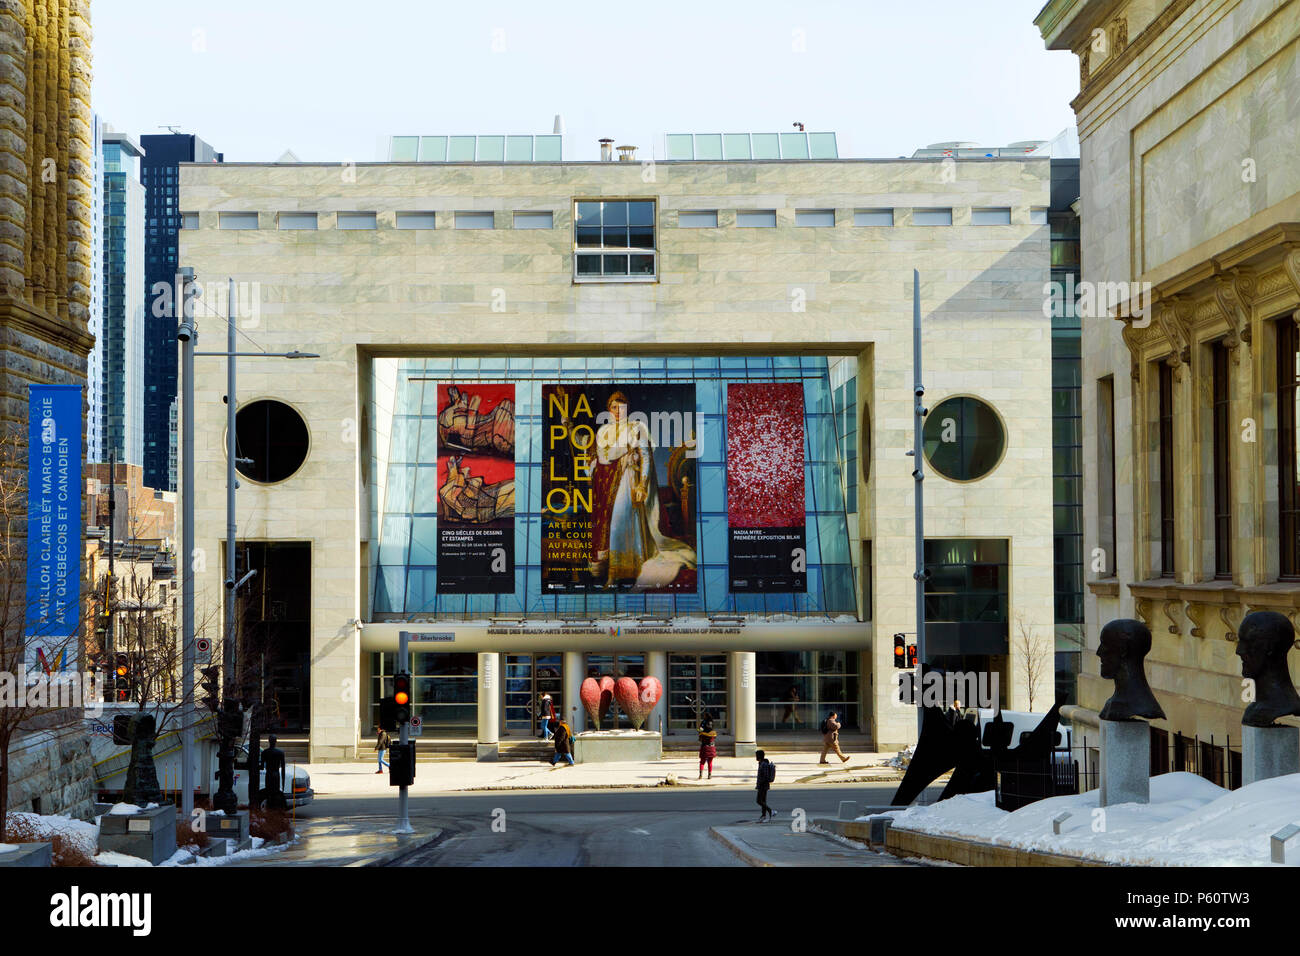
[180,158,1053,757]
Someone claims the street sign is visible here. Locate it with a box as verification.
[196,637,211,654]
[408,714,423,737]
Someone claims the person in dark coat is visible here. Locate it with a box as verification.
[698,711,717,779]
[550,719,574,767]
[755,750,775,822]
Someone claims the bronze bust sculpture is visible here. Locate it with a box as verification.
[1236,611,1300,728]
[1097,619,1166,722]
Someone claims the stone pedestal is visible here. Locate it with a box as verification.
[1242,724,1300,786]
[1099,718,1150,807]
[207,810,251,851]
[0,842,52,867]
[573,731,662,764]
[98,804,177,865]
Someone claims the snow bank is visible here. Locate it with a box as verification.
[869,772,1300,866]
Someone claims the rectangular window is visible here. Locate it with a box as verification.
[972,207,1012,225]
[1212,341,1232,578]
[513,211,553,230]
[278,212,317,230]
[218,212,258,230]
[337,211,377,230]
[736,209,777,228]
[1278,319,1300,578]
[913,208,953,226]
[1098,377,1116,577]
[1158,361,1175,577]
[573,200,655,280]
[455,211,494,230]
[181,212,199,230]
[395,211,436,230]
[854,208,893,227]
[1030,208,1049,225]
[678,210,718,229]
[795,208,835,228]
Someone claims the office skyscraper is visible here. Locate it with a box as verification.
[139,132,222,490]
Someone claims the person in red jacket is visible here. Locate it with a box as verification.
[698,712,717,779]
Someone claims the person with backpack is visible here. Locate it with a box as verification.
[537,693,556,740]
[819,710,850,764]
[550,718,575,767]
[698,711,717,779]
[374,724,391,774]
[755,750,776,822]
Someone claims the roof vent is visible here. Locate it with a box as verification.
[616,144,637,162]
[599,138,614,161]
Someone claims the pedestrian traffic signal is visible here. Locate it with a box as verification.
[906,644,918,669]
[200,665,221,713]
[893,634,907,669]
[389,741,416,787]
[393,672,411,724]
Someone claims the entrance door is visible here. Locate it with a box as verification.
[668,654,728,733]
[583,653,646,729]
[503,654,564,736]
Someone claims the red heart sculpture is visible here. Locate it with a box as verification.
[613,676,663,730]
[580,677,616,729]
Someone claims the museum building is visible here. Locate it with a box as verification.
[179,132,1058,761]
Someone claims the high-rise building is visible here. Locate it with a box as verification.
[88,112,104,462]
[96,127,146,466]
[139,132,222,490]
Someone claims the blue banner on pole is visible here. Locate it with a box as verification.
[25,384,82,674]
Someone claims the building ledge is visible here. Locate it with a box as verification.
[1087,578,1119,597]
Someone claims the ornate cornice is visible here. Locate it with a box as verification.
[0,294,95,356]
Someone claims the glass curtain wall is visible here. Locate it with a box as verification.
[370,651,478,738]
[756,651,860,731]
[370,356,857,619]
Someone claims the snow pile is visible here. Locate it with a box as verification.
[5,812,100,858]
[576,728,660,737]
[106,803,142,815]
[886,746,915,770]
[870,772,1300,866]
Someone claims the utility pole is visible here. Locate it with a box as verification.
[106,450,115,659]
[177,267,197,818]
[396,629,412,834]
[910,269,927,739]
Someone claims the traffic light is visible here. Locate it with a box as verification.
[389,741,416,787]
[392,672,412,725]
[906,644,918,669]
[378,696,397,733]
[200,666,221,713]
[114,653,131,700]
[893,634,907,669]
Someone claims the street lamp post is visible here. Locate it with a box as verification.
[178,272,317,815]
[177,267,197,818]
[910,269,927,740]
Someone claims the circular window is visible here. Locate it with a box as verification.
[922,396,1005,482]
[234,400,309,484]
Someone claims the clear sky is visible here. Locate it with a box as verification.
[90,0,1078,162]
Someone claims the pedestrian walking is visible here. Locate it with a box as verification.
[537,693,556,740]
[818,710,850,764]
[698,711,717,779]
[375,725,391,774]
[781,685,803,729]
[755,750,776,822]
[550,718,575,767]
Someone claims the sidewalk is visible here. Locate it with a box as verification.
[304,750,905,797]
[711,823,917,867]
[227,816,441,867]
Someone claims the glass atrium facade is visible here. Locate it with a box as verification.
[370,356,859,620]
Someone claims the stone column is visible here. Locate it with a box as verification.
[476,652,499,761]
[563,650,584,733]
[732,651,756,758]
[647,650,668,735]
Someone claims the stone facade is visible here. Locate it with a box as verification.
[1037,0,1300,746]
[180,157,1056,758]
[0,0,96,819]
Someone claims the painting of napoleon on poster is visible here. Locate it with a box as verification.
[542,383,698,592]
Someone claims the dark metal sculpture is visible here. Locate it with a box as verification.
[1237,610,1300,728]
[123,713,162,807]
[261,734,288,810]
[213,699,242,813]
[1097,619,1165,721]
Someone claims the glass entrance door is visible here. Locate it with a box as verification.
[583,653,645,729]
[503,653,564,736]
[668,654,728,733]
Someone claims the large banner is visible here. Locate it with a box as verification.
[25,384,82,672]
[541,384,697,592]
[727,382,807,593]
[435,384,515,593]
